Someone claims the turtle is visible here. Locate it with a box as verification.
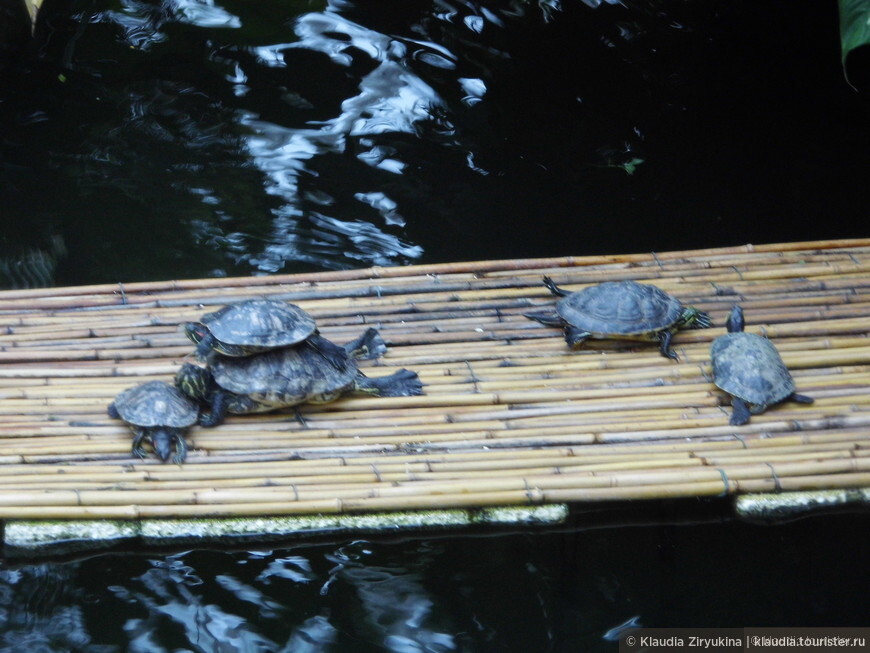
[524,277,712,360]
[108,380,199,463]
[710,305,813,425]
[183,299,345,367]
[175,328,423,427]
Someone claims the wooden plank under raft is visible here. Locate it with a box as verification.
[0,239,869,554]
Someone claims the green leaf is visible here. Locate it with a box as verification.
[839,0,870,63]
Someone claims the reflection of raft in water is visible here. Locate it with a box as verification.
[0,238,869,556]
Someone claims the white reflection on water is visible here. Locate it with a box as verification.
[0,565,112,652]
[241,8,435,272]
[173,0,241,29]
[324,542,457,652]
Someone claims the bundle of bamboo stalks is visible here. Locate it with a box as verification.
[0,238,867,520]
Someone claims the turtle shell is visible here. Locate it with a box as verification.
[200,299,316,349]
[210,344,358,408]
[556,280,686,337]
[111,381,199,428]
[710,332,796,407]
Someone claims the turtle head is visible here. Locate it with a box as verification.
[725,305,745,334]
[680,307,712,330]
[183,322,214,359]
[175,362,213,402]
[149,428,175,463]
[147,428,187,464]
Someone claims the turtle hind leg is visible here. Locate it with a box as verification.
[343,327,387,360]
[564,327,591,349]
[307,334,351,370]
[657,331,679,361]
[542,276,570,297]
[789,393,814,405]
[523,310,563,327]
[729,397,752,426]
[357,369,424,397]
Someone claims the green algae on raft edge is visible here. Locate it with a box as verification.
[4,520,138,547]
[735,488,870,522]
[3,505,569,556]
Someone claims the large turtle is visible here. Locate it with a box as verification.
[175,329,423,427]
[184,299,345,367]
[108,380,199,463]
[524,277,711,360]
[711,305,813,425]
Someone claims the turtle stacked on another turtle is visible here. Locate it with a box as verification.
[183,298,349,367]
[175,328,423,427]
[175,298,423,428]
[108,298,423,462]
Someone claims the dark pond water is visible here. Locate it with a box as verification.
[1,0,868,650]
[2,509,869,652]
[0,0,866,287]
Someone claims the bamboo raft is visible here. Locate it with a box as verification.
[1,239,869,552]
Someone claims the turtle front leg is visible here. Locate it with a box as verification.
[564,327,591,349]
[201,391,259,427]
[729,397,752,426]
[131,427,149,459]
[199,390,229,427]
[171,434,188,464]
[789,393,814,405]
[658,331,678,361]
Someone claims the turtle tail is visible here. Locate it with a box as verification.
[343,327,387,360]
[358,369,424,397]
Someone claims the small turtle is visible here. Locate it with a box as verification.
[710,305,813,425]
[184,299,345,367]
[175,328,422,427]
[524,277,711,360]
[108,380,199,463]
